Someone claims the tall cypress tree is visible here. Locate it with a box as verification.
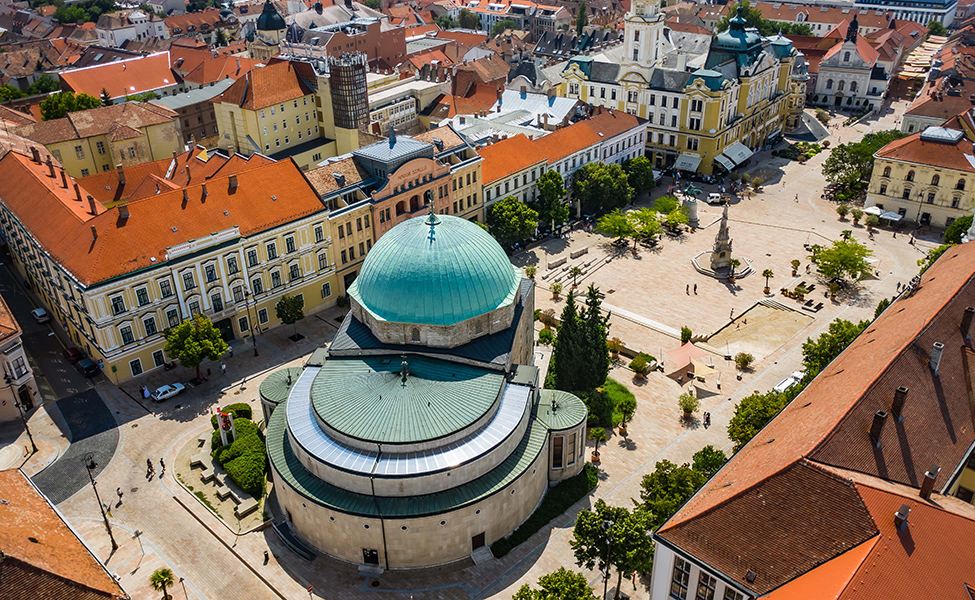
[553,291,585,391]
[581,284,610,390]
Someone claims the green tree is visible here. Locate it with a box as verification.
[491,19,516,36]
[275,294,305,339]
[100,87,112,106]
[513,567,596,600]
[459,8,479,29]
[573,162,633,213]
[40,91,102,120]
[801,318,870,375]
[0,85,24,101]
[215,28,228,46]
[821,130,906,186]
[661,207,689,229]
[716,1,811,35]
[487,196,538,245]
[623,155,654,192]
[639,460,705,530]
[26,74,59,96]
[163,314,230,381]
[581,284,611,391]
[692,446,727,480]
[597,209,635,243]
[727,389,788,451]
[944,214,972,244]
[125,91,160,102]
[652,195,680,214]
[149,568,175,600]
[762,268,774,289]
[631,207,661,239]
[570,500,654,600]
[553,291,586,391]
[874,297,891,319]
[927,19,948,36]
[535,170,569,226]
[576,0,587,35]
[812,238,874,282]
[917,243,952,274]
[588,426,607,456]
[435,13,458,29]
[836,204,850,219]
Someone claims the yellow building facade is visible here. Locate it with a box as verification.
[560,0,804,175]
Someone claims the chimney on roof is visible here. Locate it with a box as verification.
[73,183,82,202]
[919,465,941,499]
[869,410,887,447]
[59,168,68,189]
[87,195,97,215]
[45,155,54,178]
[90,225,97,241]
[182,189,189,204]
[891,386,908,420]
[894,504,910,530]
[119,203,129,219]
[30,146,40,163]
[186,165,191,182]
[201,182,208,199]
[962,306,975,340]
[930,341,945,374]
[229,174,238,189]
[116,163,126,185]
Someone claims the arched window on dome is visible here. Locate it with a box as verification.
[411,327,420,342]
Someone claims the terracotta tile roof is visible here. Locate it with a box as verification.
[164,7,231,32]
[15,102,177,146]
[0,469,128,599]
[433,29,489,50]
[304,156,373,195]
[0,150,323,286]
[822,30,880,65]
[661,460,879,596]
[0,294,21,345]
[59,52,179,99]
[0,41,60,77]
[875,122,975,172]
[412,124,465,150]
[0,105,36,127]
[762,538,877,600]
[406,49,453,70]
[904,80,975,121]
[666,17,710,35]
[736,2,894,29]
[657,240,975,596]
[215,61,314,111]
[532,120,601,164]
[77,146,272,206]
[426,85,500,120]
[477,133,545,184]
[180,53,262,86]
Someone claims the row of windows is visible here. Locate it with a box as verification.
[340,239,372,265]
[671,557,744,600]
[259,98,309,119]
[337,214,370,239]
[263,127,319,151]
[261,112,315,135]
[878,184,963,208]
[883,166,966,190]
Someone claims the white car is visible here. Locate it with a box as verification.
[31,308,50,323]
[773,371,807,394]
[151,383,185,402]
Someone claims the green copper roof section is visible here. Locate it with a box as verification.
[536,390,588,431]
[310,356,505,444]
[347,214,521,327]
[259,367,305,405]
[267,398,549,518]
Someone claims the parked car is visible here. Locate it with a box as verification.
[63,347,84,363]
[31,308,50,323]
[707,193,728,205]
[773,370,807,394]
[75,358,100,377]
[151,383,185,402]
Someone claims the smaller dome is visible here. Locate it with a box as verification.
[257,0,286,31]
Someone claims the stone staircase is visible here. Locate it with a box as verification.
[471,545,494,566]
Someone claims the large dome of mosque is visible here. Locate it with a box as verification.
[348,214,521,327]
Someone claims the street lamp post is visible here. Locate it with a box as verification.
[9,374,37,454]
[82,452,118,552]
[244,290,258,357]
[915,191,925,227]
[602,519,614,600]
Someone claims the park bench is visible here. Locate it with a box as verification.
[199,466,214,483]
[197,435,207,447]
[235,498,259,518]
[216,486,235,500]
[190,454,208,468]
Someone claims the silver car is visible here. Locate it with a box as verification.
[151,383,185,402]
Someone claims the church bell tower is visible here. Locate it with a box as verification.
[624,0,665,67]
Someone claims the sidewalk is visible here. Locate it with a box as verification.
[121,306,347,415]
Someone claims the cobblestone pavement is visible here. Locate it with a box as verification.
[29,101,947,600]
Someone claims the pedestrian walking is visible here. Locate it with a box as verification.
[730,308,734,319]
[897,282,901,291]
[892,232,896,239]
[693,284,697,294]
[705,412,711,428]
[116,487,123,503]
[686,284,690,295]
[159,457,165,472]
[229,346,234,358]
[147,458,153,472]
[795,194,799,202]
[221,363,227,375]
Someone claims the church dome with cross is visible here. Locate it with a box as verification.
[348,213,521,331]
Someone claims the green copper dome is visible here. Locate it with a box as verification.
[256,0,286,31]
[348,214,521,327]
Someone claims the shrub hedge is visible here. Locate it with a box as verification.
[211,417,266,497]
[209,403,254,429]
[491,463,598,558]
[603,378,636,426]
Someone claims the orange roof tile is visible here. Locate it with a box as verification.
[215,61,314,111]
[0,469,128,599]
[477,133,546,184]
[875,121,975,172]
[59,52,178,99]
[0,150,323,286]
[15,102,176,146]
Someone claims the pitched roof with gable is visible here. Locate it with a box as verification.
[875,119,975,172]
[657,240,975,597]
[822,31,880,65]
[181,53,262,86]
[59,52,178,99]
[0,469,129,600]
[304,157,373,196]
[734,2,894,29]
[15,102,177,146]
[477,133,545,184]
[215,61,314,110]
[0,150,323,286]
